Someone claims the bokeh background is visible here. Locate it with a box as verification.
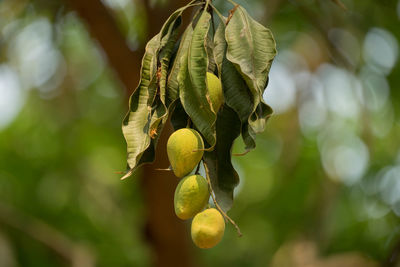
[1,0,400,266]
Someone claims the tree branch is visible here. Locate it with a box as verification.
[64,0,143,95]
[0,202,95,267]
[294,0,353,69]
[64,1,196,266]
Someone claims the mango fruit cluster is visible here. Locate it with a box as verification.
[167,127,225,249]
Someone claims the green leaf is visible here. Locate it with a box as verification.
[248,98,273,133]
[122,36,160,171]
[167,22,194,104]
[122,2,200,176]
[203,105,241,212]
[225,5,277,95]
[148,15,183,138]
[159,17,182,105]
[224,5,276,146]
[179,9,216,147]
[213,20,226,74]
[214,22,256,150]
[206,33,216,73]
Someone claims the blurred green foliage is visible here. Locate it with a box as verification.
[1,0,400,266]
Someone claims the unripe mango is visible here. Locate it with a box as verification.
[191,208,225,249]
[206,72,223,112]
[167,128,204,178]
[174,174,209,220]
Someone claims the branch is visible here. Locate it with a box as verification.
[64,0,143,94]
[295,1,353,69]
[142,0,197,38]
[64,1,200,266]
[331,0,347,11]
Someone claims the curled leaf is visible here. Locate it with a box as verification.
[179,9,216,147]
[122,2,200,176]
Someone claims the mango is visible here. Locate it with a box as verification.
[191,208,225,249]
[206,72,223,112]
[174,174,209,220]
[167,128,204,177]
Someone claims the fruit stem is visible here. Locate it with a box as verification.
[203,162,243,237]
[195,162,201,174]
[186,117,192,128]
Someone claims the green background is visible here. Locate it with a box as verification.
[0,0,399,266]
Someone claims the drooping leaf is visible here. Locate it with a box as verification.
[167,22,194,104]
[225,5,277,96]
[148,15,182,138]
[214,21,256,150]
[203,105,241,212]
[206,33,216,73]
[179,8,216,147]
[159,17,182,105]
[225,5,276,146]
[122,36,160,171]
[248,98,273,133]
[213,20,226,74]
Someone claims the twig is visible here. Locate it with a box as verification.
[226,0,239,6]
[203,162,242,237]
[295,1,353,69]
[192,145,215,152]
[186,117,192,128]
[155,166,173,171]
[209,3,226,23]
[232,149,250,156]
[194,162,201,174]
[330,0,347,11]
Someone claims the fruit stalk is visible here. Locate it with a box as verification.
[203,162,242,237]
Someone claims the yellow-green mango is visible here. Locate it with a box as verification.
[191,208,225,249]
[206,72,223,112]
[167,128,204,178]
[174,174,209,220]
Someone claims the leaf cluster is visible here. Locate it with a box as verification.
[122,0,277,211]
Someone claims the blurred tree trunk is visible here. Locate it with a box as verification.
[140,2,195,266]
[65,0,195,266]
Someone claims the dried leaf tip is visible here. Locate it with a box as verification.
[226,5,239,25]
